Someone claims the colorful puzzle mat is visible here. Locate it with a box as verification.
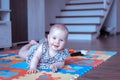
[0,49,117,80]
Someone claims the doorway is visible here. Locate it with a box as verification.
[10,0,28,43]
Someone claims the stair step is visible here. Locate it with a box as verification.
[60,10,105,16]
[66,25,97,32]
[67,1,103,5]
[61,8,105,11]
[65,4,104,10]
[55,17,101,24]
[50,0,107,40]
[69,0,103,4]
[51,23,100,25]
[68,33,96,40]
[56,16,104,18]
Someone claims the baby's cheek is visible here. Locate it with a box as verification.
[60,45,65,49]
[62,42,66,47]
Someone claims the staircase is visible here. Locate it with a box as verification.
[52,0,114,40]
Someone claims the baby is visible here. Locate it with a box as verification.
[18,24,70,73]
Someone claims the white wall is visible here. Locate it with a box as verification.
[45,0,70,31]
[27,0,45,41]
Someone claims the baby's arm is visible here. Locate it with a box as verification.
[27,44,42,73]
[50,61,65,72]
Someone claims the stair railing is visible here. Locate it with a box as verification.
[97,0,114,38]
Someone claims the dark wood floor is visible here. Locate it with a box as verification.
[66,34,120,80]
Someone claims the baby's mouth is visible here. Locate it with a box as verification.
[53,45,59,48]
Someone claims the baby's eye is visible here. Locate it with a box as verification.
[60,39,63,41]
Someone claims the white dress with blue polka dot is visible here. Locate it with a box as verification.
[26,39,70,70]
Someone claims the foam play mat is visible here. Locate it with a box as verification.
[0,49,117,80]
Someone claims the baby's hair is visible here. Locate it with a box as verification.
[50,23,69,35]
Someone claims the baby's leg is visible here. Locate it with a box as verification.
[18,44,32,59]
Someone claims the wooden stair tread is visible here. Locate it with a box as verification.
[66,2,103,5]
[50,23,100,25]
[69,32,96,34]
[46,31,96,34]
[56,16,104,18]
[61,8,105,11]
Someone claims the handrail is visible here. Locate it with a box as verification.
[97,0,114,38]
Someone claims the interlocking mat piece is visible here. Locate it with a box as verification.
[0,49,117,80]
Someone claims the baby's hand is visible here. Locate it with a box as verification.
[50,64,57,72]
[29,40,37,45]
[27,68,39,74]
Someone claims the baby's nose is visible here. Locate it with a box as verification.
[55,40,60,44]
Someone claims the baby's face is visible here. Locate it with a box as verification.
[48,28,68,51]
